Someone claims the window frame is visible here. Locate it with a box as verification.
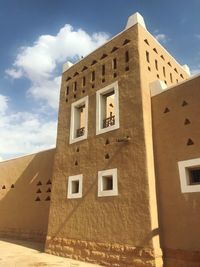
[69,96,89,144]
[98,168,118,197]
[178,158,200,193]
[96,81,119,135]
[67,174,83,199]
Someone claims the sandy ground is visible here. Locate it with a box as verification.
[0,239,102,267]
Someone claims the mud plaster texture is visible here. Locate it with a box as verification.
[0,149,55,242]
[46,25,162,267]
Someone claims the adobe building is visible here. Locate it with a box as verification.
[0,12,200,267]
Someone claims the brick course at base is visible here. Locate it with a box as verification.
[45,236,162,267]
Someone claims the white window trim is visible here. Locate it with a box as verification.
[178,158,200,193]
[98,168,118,197]
[67,174,83,199]
[96,81,119,135]
[69,96,88,144]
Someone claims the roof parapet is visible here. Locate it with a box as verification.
[63,61,73,73]
[125,12,146,30]
[182,64,191,76]
[150,80,167,97]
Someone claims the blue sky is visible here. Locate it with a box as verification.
[0,0,200,160]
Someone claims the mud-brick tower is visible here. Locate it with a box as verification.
[45,13,189,266]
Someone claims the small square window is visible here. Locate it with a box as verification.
[69,96,88,144]
[98,168,118,197]
[102,175,113,190]
[178,158,200,193]
[189,169,200,185]
[67,174,83,199]
[96,81,119,135]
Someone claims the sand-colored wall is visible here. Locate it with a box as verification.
[152,76,200,266]
[46,25,163,266]
[0,148,55,242]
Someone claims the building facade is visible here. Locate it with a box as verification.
[0,12,200,267]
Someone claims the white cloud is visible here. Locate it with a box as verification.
[0,94,8,114]
[6,24,109,110]
[154,33,169,44]
[0,109,57,159]
[2,23,109,159]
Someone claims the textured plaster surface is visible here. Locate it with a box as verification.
[152,76,200,256]
[47,25,162,266]
[0,149,55,242]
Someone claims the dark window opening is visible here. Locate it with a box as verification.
[91,71,95,81]
[155,60,158,70]
[146,51,150,63]
[163,66,166,77]
[113,58,117,69]
[102,65,105,76]
[102,176,113,191]
[72,180,79,194]
[170,73,173,83]
[189,169,200,185]
[73,81,77,92]
[125,51,129,63]
[82,76,86,87]
[66,86,69,95]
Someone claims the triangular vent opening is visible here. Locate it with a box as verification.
[187,138,194,146]
[164,107,170,113]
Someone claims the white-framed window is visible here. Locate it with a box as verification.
[98,168,118,197]
[69,96,88,144]
[178,158,200,193]
[96,81,119,135]
[67,174,83,199]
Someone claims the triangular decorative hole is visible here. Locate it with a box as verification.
[187,138,194,146]
[2,185,6,189]
[111,46,118,53]
[91,60,97,65]
[123,39,131,45]
[144,39,149,45]
[36,188,42,194]
[11,184,14,189]
[100,54,108,60]
[73,72,79,77]
[105,154,110,159]
[47,188,51,193]
[37,181,42,186]
[81,66,88,72]
[105,139,110,145]
[184,118,191,125]
[153,48,158,54]
[46,179,52,185]
[182,100,188,107]
[164,107,170,113]
[35,196,41,201]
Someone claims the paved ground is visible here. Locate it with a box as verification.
[0,239,101,267]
